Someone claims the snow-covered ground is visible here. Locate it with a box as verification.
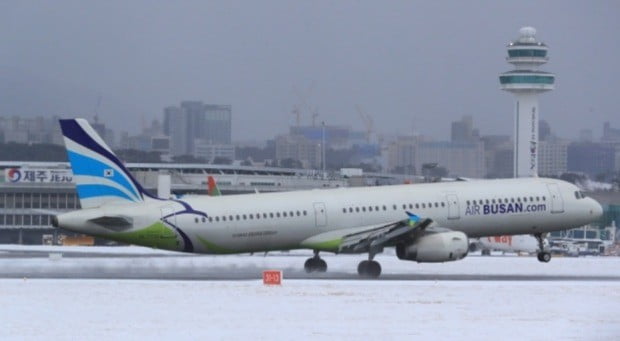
[1,245,620,279]
[1,245,619,339]
[1,278,619,340]
[0,244,179,255]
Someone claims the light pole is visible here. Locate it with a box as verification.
[321,121,326,179]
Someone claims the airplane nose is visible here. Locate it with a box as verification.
[590,200,603,220]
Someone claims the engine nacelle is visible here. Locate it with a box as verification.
[396,231,469,263]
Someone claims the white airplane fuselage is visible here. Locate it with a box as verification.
[57,177,602,254]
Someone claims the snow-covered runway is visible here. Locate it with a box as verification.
[1,246,619,339]
[2,278,619,340]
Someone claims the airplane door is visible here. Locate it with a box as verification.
[446,193,460,220]
[313,202,327,228]
[546,183,565,214]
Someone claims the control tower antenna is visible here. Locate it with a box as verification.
[499,27,555,178]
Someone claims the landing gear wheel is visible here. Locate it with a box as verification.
[304,258,317,273]
[357,260,369,275]
[537,251,551,263]
[481,249,491,256]
[304,251,327,273]
[357,260,381,278]
[533,233,551,263]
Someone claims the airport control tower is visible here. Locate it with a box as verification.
[500,27,555,178]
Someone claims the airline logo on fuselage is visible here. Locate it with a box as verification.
[465,202,546,216]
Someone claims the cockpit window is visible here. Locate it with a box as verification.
[574,191,587,199]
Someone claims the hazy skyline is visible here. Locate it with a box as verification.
[1,1,618,141]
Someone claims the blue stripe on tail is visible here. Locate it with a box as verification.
[59,119,153,200]
[67,150,140,201]
[60,119,160,207]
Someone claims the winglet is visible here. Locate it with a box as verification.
[405,211,420,226]
[207,175,222,196]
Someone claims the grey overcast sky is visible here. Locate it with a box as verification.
[1,1,618,141]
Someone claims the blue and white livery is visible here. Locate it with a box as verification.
[59,119,152,208]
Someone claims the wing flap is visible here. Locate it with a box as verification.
[300,215,433,254]
[339,217,433,254]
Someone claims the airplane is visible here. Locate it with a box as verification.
[52,119,604,278]
[469,235,543,255]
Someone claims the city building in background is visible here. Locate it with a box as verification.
[387,116,486,178]
[481,135,513,178]
[499,27,555,178]
[567,142,616,179]
[275,134,321,168]
[119,119,170,154]
[451,115,480,143]
[163,101,232,158]
[538,138,569,177]
[0,116,64,145]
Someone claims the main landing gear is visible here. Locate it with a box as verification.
[534,233,551,263]
[304,250,327,273]
[357,254,382,278]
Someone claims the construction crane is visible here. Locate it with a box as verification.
[292,83,320,126]
[311,107,319,127]
[355,105,374,142]
[291,105,301,127]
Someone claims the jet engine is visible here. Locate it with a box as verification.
[396,231,468,262]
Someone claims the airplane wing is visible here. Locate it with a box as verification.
[301,212,433,256]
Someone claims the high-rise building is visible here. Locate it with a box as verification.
[481,135,513,178]
[538,138,568,177]
[0,115,64,145]
[164,106,187,156]
[451,115,479,143]
[163,102,232,157]
[387,136,486,178]
[603,122,620,142]
[204,105,232,145]
[275,134,321,168]
[499,27,555,178]
[567,142,615,178]
[387,136,419,175]
[415,141,486,178]
[539,120,551,141]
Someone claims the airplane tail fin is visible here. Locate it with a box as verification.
[59,118,154,209]
[207,175,222,196]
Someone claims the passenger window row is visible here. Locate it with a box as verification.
[197,210,309,224]
[466,196,546,206]
[341,201,446,214]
